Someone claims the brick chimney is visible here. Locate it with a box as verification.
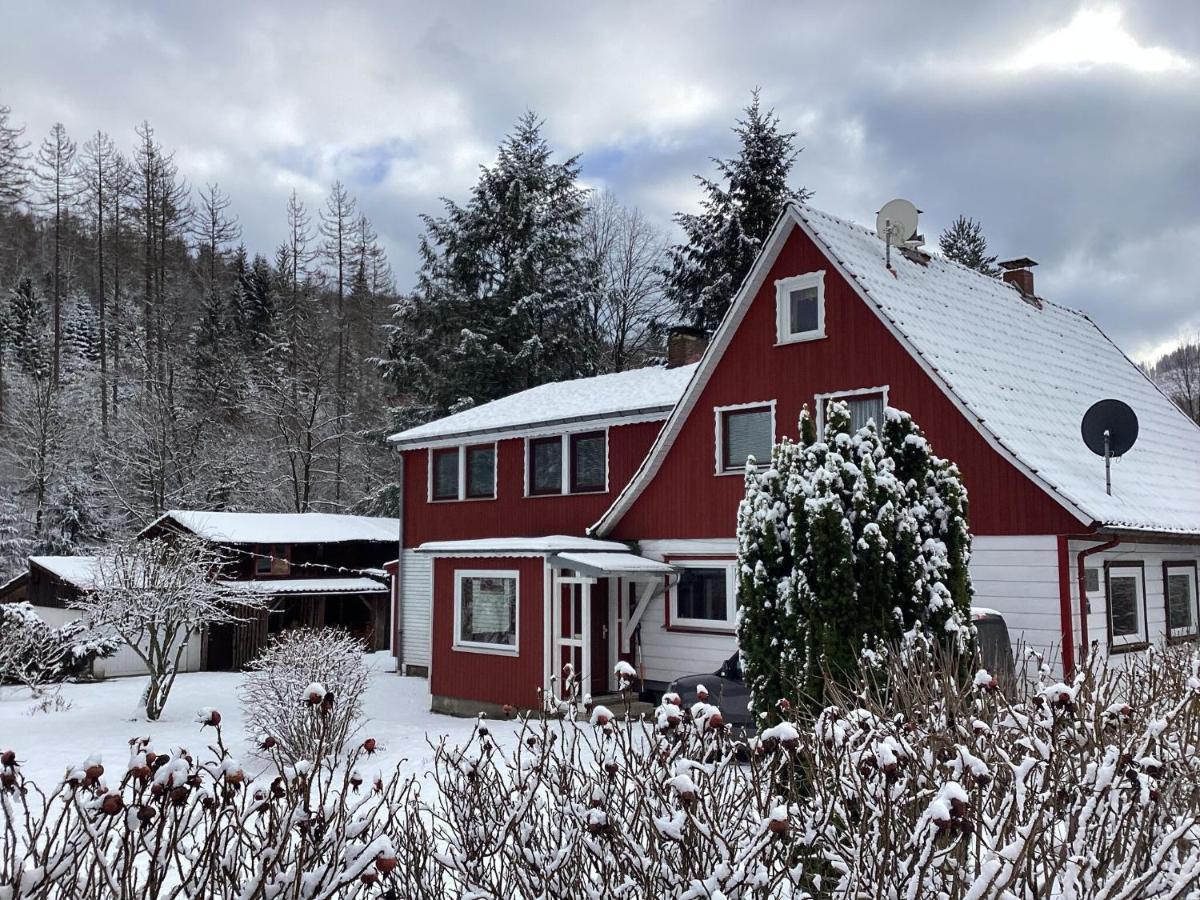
[998,257,1038,297]
[666,325,709,368]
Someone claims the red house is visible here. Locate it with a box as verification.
[389,202,1200,715]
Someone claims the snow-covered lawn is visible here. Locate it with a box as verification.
[0,653,519,789]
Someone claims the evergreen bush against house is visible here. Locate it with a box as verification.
[737,402,973,716]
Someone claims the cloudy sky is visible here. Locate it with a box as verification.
[3,1,1197,361]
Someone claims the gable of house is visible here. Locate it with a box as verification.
[595,206,1096,541]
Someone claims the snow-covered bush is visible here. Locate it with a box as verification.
[737,401,973,718]
[240,627,370,767]
[3,643,1200,897]
[0,602,116,698]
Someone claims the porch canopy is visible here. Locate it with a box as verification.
[547,551,674,579]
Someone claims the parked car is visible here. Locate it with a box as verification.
[666,608,1017,728]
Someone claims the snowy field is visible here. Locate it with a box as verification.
[0,653,522,789]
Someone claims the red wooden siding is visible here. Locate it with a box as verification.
[430,556,545,708]
[404,420,663,547]
[608,225,1088,541]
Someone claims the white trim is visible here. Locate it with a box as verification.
[1106,566,1147,649]
[427,443,498,503]
[775,270,826,344]
[1165,564,1199,640]
[625,579,659,651]
[713,400,776,476]
[590,204,1092,537]
[669,560,738,631]
[524,428,610,498]
[814,386,891,432]
[638,538,739,557]
[453,569,520,656]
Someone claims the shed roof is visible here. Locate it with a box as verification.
[143,511,400,545]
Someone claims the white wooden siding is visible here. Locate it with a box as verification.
[398,549,433,669]
[969,535,1064,672]
[1067,538,1200,663]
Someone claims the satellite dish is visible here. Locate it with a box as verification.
[1081,399,1138,495]
[876,198,920,245]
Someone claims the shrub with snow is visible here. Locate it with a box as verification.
[0,602,116,700]
[737,401,973,719]
[239,627,370,767]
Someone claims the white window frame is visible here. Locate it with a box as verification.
[427,443,498,503]
[714,400,776,476]
[1164,562,1199,642]
[453,569,520,656]
[669,560,738,631]
[775,270,826,345]
[814,386,891,433]
[1105,563,1148,651]
[523,428,610,497]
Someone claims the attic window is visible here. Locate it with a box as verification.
[716,402,775,474]
[775,271,825,345]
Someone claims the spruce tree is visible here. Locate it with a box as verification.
[665,90,809,332]
[381,111,592,424]
[938,215,1000,276]
[736,402,973,719]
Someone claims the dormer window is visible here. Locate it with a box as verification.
[776,271,825,344]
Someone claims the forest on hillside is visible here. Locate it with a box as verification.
[0,93,807,579]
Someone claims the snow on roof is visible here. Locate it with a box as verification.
[30,556,102,591]
[218,577,387,595]
[417,535,630,555]
[795,204,1200,535]
[550,551,675,576]
[388,363,697,447]
[145,511,400,545]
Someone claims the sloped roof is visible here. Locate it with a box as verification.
[30,556,102,591]
[596,203,1200,537]
[144,511,399,545]
[387,363,697,448]
[218,577,387,595]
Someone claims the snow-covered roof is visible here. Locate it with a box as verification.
[550,551,674,577]
[794,204,1200,535]
[596,203,1200,537]
[388,363,697,448]
[417,535,631,555]
[30,556,102,591]
[218,577,387,595]
[144,511,400,545]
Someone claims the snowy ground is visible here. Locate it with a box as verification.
[0,653,525,789]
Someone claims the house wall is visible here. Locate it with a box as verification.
[607,224,1086,542]
[402,419,664,547]
[1066,537,1200,664]
[430,556,545,710]
[395,549,433,672]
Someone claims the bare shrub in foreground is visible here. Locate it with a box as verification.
[239,628,370,767]
[2,643,1199,898]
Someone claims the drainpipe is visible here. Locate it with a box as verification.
[394,452,405,675]
[1069,533,1120,675]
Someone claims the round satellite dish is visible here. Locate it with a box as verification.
[876,198,919,244]
[1081,399,1139,457]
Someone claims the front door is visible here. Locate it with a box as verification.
[589,578,609,697]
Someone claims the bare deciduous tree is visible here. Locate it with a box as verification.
[74,536,264,720]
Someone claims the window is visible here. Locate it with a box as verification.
[465,445,496,499]
[429,444,497,501]
[1165,563,1198,641]
[775,271,825,344]
[671,563,737,631]
[716,403,774,473]
[816,388,889,435]
[529,437,564,495]
[255,545,290,576]
[527,432,609,496]
[570,432,606,493]
[454,570,519,653]
[432,448,459,500]
[1106,563,1147,650]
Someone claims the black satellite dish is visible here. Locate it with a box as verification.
[1081,399,1139,495]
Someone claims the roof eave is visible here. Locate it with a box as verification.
[387,405,676,449]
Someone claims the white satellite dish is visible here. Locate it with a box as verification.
[876,198,920,246]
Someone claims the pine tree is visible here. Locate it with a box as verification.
[938,215,1000,276]
[34,123,78,387]
[80,130,118,435]
[736,402,973,719]
[666,90,809,332]
[381,111,591,424]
